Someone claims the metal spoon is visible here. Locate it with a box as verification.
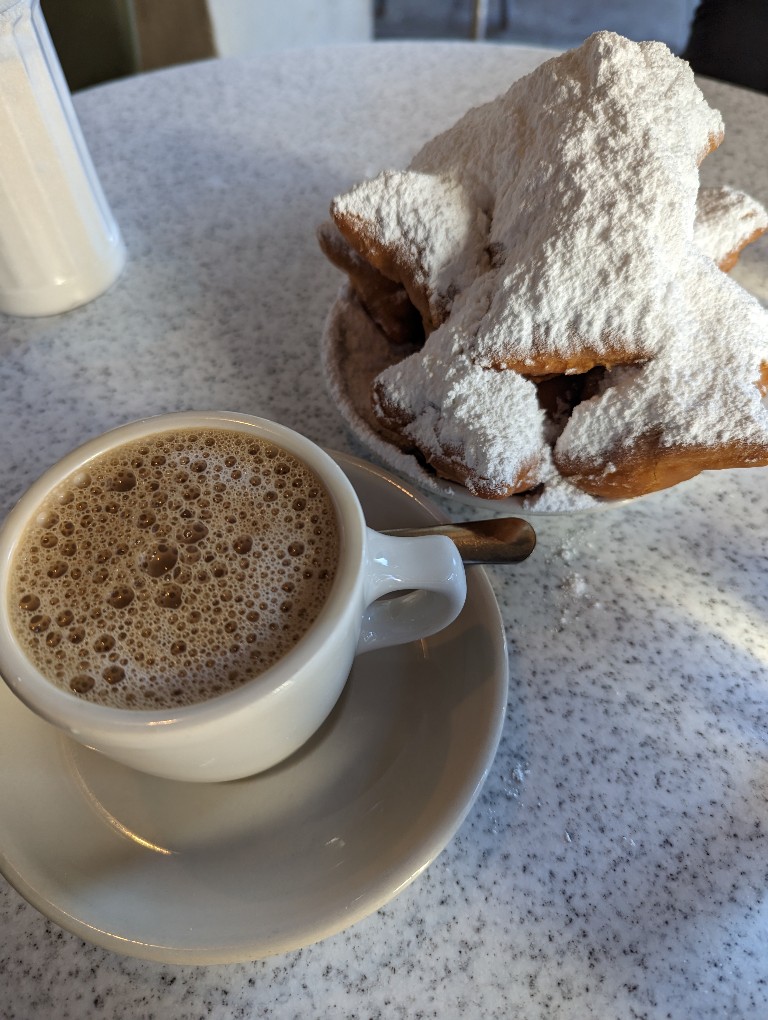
[385,517,536,565]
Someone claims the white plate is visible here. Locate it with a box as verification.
[0,452,508,964]
[320,291,626,515]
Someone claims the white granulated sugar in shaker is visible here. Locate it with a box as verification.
[0,0,126,317]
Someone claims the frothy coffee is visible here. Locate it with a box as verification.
[8,428,339,710]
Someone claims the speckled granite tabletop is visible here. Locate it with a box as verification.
[1,39,768,1020]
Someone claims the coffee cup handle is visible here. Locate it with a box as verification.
[357,529,467,653]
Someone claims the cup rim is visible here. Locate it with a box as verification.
[0,411,365,735]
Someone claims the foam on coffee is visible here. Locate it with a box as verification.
[8,429,339,710]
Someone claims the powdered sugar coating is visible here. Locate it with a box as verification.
[326,31,768,503]
[555,261,768,466]
[694,186,768,268]
[374,335,546,496]
[334,170,491,328]
[320,286,601,511]
[335,31,723,376]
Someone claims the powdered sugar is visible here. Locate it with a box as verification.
[332,170,490,327]
[320,287,601,511]
[323,31,768,507]
[694,186,768,268]
[374,331,545,495]
[336,32,723,376]
[557,259,768,465]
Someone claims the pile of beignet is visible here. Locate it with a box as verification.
[319,32,768,502]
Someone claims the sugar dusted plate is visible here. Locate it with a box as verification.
[0,452,508,964]
[321,290,625,515]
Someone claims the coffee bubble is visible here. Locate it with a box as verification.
[178,521,208,544]
[155,583,183,609]
[110,469,136,492]
[103,665,125,685]
[108,586,135,609]
[70,675,95,694]
[142,542,178,578]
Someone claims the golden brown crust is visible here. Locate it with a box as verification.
[699,130,724,166]
[369,377,420,453]
[554,430,768,500]
[317,221,424,347]
[717,226,768,273]
[372,374,542,499]
[758,360,768,397]
[421,447,541,500]
[487,330,643,377]
[330,207,438,334]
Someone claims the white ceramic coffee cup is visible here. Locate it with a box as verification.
[0,412,466,782]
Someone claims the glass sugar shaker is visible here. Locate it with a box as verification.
[0,0,126,316]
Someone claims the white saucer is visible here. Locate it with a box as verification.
[0,452,508,964]
[320,290,627,515]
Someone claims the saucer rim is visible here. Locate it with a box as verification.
[0,450,509,963]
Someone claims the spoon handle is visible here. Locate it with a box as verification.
[384,517,536,565]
